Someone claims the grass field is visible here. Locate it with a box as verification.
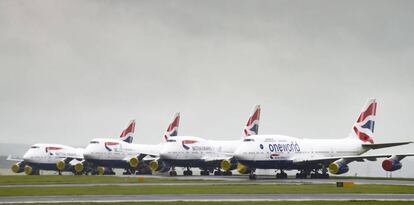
[1,183,414,196]
[0,175,224,185]
[5,202,414,205]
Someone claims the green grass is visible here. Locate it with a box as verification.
[5,202,414,205]
[0,175,223,185]
[1,184,414,196]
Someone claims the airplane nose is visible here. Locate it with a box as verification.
[22,151,30,161]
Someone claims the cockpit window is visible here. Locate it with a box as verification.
[166,139,176,142]
[89,141,99,144]
[243,138,255,142]
[30,146,40,149]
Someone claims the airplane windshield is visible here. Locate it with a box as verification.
[89,141,99,144]
[243,139,255,142]
[30,146,40,149]
[166,139,176,142]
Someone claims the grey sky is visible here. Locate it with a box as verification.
[1,1,413,176]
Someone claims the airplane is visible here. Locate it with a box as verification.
[8,121,140,176]
[83,118,168,175]
[232,99,414,179]
[147,105,261,176]
[9,143,87,175]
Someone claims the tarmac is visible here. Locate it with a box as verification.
[0,194,413,203]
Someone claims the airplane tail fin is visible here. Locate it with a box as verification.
[243,104,261,137]
[120,120,135,143]
[164,112,180,141]
[348,99,377,144]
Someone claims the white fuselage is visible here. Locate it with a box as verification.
[83,138,160,168]
[234,135,367,169]
[22,143,84,168]
[159,136,241,168]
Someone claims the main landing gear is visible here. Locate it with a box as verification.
[214,169,222,176]
[295,169,330,179]
[276,170,288,179]
[248,169,257,180]
[200,170,210,176]
[183,167,193,176]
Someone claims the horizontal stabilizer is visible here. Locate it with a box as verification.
[362,141,412,150]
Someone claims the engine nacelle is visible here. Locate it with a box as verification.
[328,161,349,175]
[127,157,139,168]
[56,160,66,171]
[11,162,25,173]
[382,159,402,172]
[73,161,85,174]
[24,165,39,175]
[149,160,170,172]
[220,159,237,171]
[97,166,115,175]
[236,163,252,174]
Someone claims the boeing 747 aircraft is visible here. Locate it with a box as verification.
[233,99,413,179]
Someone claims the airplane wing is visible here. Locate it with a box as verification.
[293,153,414,165]
[6,155,23,162]
[202,153,234,162]
[362,141,412,149]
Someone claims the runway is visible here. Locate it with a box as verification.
[1,175,414,188]
[0,194,413,203]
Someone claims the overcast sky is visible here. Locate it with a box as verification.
[1,0,413,176]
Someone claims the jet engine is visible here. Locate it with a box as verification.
[24,165,39,175]
[56,160,66,171]
[73,161,86,174]
[149,160,170,172]
[127,157,139,168]
[97,166,115,175]
[220,159,237,171]
[328,160,349,175]
[382,159,402,172]
[11,161,25,173]
[236,163,252,174]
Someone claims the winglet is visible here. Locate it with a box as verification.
[244,104,261,137]
[164,112,180,141]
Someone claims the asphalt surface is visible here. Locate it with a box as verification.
[1,175,414,187]
[0,194,413,203]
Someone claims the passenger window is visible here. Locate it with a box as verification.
[167,139,176,142]
[89,141,99,144]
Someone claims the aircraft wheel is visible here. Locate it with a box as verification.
[249,174,256,180]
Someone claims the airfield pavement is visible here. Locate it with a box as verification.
[1,175,414,203]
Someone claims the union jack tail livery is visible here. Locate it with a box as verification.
[164,112,180,141]
[349,99,377,144]
[244,105,261,137]
[120,120,135,143]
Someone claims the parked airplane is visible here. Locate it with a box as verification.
[9,144,87,175]
[83,118,170,175]
[233,99,413,179]
[147,105,261,176]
